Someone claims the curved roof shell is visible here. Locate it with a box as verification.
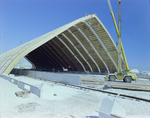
[0,14,124,75]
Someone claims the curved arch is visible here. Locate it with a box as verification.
[68,29,100,72]
[56,36,85,72]
[0,14,121,74]
[62,33,93,72]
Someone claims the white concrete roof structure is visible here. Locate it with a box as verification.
[0,14,124,75]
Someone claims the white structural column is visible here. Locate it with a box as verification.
[68,29,101,72]
[56,36,86,72]
[84,21,110,73]
[0,55,12,71]
[0,54,18,74]
[62,33,93,72]
[74,26,102,72]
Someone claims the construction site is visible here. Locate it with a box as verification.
[0,0,150,118]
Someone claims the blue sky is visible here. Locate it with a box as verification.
[0,0,150,70]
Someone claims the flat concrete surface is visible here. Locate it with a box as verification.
[0,76,150,118]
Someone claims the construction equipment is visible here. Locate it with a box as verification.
[105,0,137,82]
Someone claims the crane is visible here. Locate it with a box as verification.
[105,0,137,82]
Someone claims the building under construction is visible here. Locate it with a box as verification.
[0,14,125,75]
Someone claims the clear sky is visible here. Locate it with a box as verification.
[0,0,150,71]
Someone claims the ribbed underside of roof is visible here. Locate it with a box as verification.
[0,14,125,75]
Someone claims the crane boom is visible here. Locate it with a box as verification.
[107,0,129,72]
